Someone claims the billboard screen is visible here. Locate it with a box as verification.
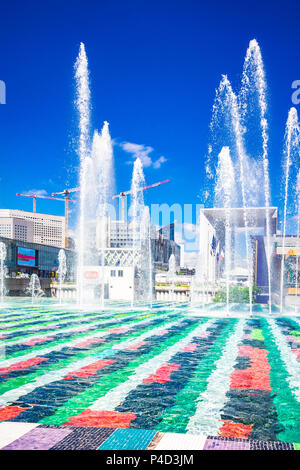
[17,247,36,267]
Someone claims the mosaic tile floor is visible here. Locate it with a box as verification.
[0,422,297,450]
[0,300,300,450]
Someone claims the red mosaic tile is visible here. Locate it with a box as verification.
[292,348,300,359]
[0,357,48,375]
[143,363,180,383]
[109,327,129,334]
[64,359,116,379]
[219,420,253,439]
[181,342,198,353]
[230,345,271,391]
[22,336,54,346]
[64,409,137,428]
[73,338,106,349]
[0,405,26,420]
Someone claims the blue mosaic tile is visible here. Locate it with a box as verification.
[98,428,157,450]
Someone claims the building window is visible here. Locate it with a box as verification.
[118,270,123,277]
[110,270,116,277]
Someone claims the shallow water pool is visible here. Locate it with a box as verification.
[0,300,299,443]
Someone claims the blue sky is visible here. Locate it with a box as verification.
[0,0,299,240]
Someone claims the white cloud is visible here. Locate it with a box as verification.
[22,189,48,197]
[120,141,167,169]
[153,156,167,169]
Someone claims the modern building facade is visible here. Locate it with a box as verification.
[78,218,180,302]
[97,217,180,270]
[197,207,278,283]
[0,209,65,248]
[0,236,76,295]
[253,234,300,305]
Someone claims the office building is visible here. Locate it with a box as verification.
[0,209,65,248]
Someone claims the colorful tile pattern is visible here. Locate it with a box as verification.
[0,301,299,449]
[0,421,297,450]
[2,426,72,450]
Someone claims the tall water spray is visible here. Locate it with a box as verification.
[140,206,153,306]
[26,274,44,303]
[57,249,67,304]
[75,42,91,306]
[0,242,7,304]
[215,147,236,314]
[129,158,153,305]
[240,39,273,312]
[168,254,176,302]
[75,44,115,307]
[93,122,115,308]
[130,158,145,304]
[212,75,253,313]
[191,210,206,307]
[295,171,300,306]
[280,107,300,312]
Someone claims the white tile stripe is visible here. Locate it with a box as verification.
[267,319,300,401]
[0,422,39,448]
[155,432,206,450]
[90,319,216,411]
[186,319,246,435]
[0,318,182,408]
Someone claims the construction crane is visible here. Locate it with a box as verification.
[50,179,170,245]
[112,179,170,221]
[51,187,79,249]
[16,192,75,249]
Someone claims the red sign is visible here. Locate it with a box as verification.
[83,271,99,280]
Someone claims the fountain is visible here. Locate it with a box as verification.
[75,42,91,307]
[0,242,7,305]
[191,210,207,307]
[215,146,236,314]
[140,205,153,307]
[70,38,299,314]
[57,249,67,304]
[240,39,272,312]
[129,158,153,306]
[74,43,115,308]
[280,107,300,312]
[94,123,115,309]
[200,39,283,314]
[209,74,254,313]
[167,254,176,302]
[26,274,45,303]
[295,171,300,307]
